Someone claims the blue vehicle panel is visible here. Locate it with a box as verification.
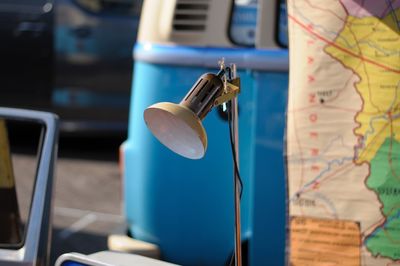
[124,61,254,265]
[251,72,288,266]
[123,43,289,265]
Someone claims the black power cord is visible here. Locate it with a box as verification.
[227,101,243,199]
[226,100,243,266]
[225,68,243,198]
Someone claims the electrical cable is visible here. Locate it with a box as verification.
[225,68,243,198]
[226,99,243,266]
[227,101,243,199]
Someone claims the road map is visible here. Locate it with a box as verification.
[286,0,400,265]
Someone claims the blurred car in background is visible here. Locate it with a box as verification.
[54,0,142,134]
[0,0,141,135]
[0,0,54,109]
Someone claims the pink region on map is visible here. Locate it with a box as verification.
[340,0,400,18]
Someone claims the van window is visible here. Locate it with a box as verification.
[230,0,288,47]
[229,0,258,46]
[277,0,288,47]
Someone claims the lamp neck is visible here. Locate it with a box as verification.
[180,73,224,120]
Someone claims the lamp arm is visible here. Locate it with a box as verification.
[213,77,241,106]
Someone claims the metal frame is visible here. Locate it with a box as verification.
[0,107,59,266]
[56,253,111,266]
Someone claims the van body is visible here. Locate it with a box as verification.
[121,1,289,265]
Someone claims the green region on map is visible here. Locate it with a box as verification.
[366,137,400,259]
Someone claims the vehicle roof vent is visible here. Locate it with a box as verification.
[172,0,209,32]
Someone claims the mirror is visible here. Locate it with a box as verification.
[0,118,44,248]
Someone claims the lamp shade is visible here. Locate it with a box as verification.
[144,102,207,159]
[144,72,224,159]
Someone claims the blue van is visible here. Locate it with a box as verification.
[120,0,288,265]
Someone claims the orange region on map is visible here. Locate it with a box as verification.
[290,216,361,266]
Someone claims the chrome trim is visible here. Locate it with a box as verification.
[55,253,111,266]
[134,43,289,71]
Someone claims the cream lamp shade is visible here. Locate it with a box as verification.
[144,102,207,159]
[143,73,224,159]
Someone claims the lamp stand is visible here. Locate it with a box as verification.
[144,60,244,265]
[231,96,242,266]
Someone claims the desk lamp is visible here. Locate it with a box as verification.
[144,62,243,266]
